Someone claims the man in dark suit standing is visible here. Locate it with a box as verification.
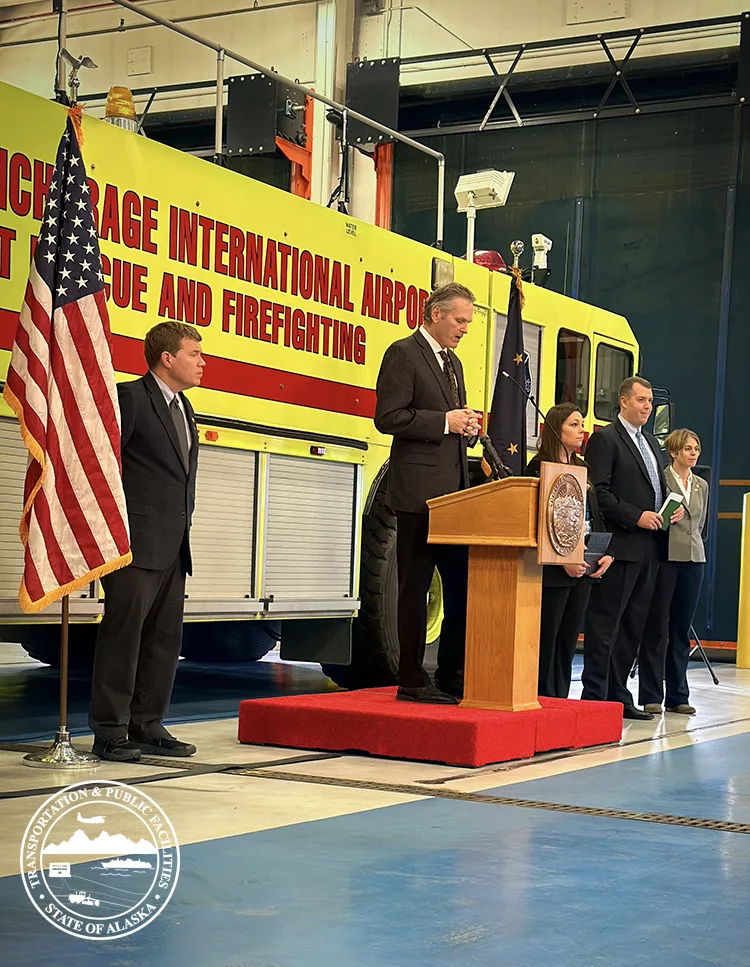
[374,282,481,704]
[89,322,204,761]
[582,376,683,719]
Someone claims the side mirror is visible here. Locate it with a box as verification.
[653,403,672,446]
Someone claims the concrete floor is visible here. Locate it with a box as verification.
[1,648,748,966]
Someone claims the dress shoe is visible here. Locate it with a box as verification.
[622,704,654,721]
[92,736,142,763]
[666,704,696,715]
[129,730,197,757]
[433,678,463,700]
[396,684,458,705]
[643,703,663,715]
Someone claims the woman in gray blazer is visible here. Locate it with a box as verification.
[639,429,708,715]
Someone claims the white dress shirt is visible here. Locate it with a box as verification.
[618,414,659,480]
[421,327,452,434]
[151,371,193,452]
[421,326,446,370]
[672,468,693,504]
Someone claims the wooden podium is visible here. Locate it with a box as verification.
[426,466,587,712]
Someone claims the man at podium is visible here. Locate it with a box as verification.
[374,282,481,705]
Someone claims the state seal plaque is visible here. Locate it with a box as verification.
[546,473,585,555]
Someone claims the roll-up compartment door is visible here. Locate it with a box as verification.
[0,419,27,599]
[264,455,356,604]
[185,445,256,600]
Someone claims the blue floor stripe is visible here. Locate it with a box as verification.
[485,731,750,823]
[3,795,750,967]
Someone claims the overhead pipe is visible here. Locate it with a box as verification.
[105,0,446,247]
[215,48,225,159]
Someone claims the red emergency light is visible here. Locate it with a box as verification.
[472,250,506,272]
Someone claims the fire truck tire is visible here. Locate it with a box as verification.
[179,621,280,663]
[20,620,280,667]
[322,487,400,688]
[21,624,97,670]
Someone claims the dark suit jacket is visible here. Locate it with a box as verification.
[526,453,606,587]
[584,418,667,563]
[374,329,469,514]
[118,371,199,573]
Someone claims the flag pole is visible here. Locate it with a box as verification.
[5,106,130,769]
[60,594,69,731]
[23,595,100,769]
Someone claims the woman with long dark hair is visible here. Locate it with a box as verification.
[526,403,614,697]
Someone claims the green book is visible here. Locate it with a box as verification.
[659,491,684,530]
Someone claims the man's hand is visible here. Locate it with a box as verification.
[447,408,482,436]
[588,554,614,580]
[637,511,663,531]
[563,563,590,579]
[670,506,685,524]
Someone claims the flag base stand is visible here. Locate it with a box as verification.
[21,595,101,769]
[22,728,101,769]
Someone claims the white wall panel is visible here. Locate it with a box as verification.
[359,1,742,88]
[0,0,318,109]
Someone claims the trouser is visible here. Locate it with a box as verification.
[395,511,468,689]
[582,546,659,705]
[538,578,592,699]
[89,557,186,739]
[638,560,704,707]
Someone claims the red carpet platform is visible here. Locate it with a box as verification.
[238,688,623,767]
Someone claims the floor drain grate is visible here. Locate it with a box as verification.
[236,768,750,835]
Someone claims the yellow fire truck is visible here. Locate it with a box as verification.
[0,80,642,686]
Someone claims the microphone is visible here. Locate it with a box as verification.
[501,369,569,464]
[479,433,513,480]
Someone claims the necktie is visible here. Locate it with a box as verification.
[635,430,662,511]
[438,350,461,408]
[170,396,189,470]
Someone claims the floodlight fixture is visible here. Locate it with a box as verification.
[454,170,515,212]
[454,169,515,263]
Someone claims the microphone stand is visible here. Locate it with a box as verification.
[479,433,513,480]
[501,370,569,464]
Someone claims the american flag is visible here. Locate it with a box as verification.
[2,112,131,614]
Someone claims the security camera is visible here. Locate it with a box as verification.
[531,233,553,269]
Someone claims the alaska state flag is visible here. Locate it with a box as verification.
[488,275,529,475]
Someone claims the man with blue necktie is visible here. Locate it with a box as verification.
[582,377,684,719]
